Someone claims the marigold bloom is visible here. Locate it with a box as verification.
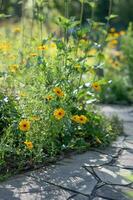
[9,64,19,73]
[50,43,57,48]
[24,141,33,150]
[71,115,88,124]
[37,45,48,50]
[110,27,115,33]
[19,92,27,97]
[119,30,126,36]
[92,82,101,92]
[19,119,30,131]
[71,115,80,123]
[53,87,64,97]
[46,95,53,101]
[54,108,65,120]
[13,27,21,33]
[30,53,38,57]
[111,39,118,45]
[78,115,88,124]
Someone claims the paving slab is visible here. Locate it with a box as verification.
[115,149,133,169]
[58,151,112,167]
[111,136,125,148]
[86,165,133,185]
[123,122,133,136]
[91,147,121,158]
[100,105,133,122]
[95,184,133,200]
[29,162,97,195]
[0,175,74,200]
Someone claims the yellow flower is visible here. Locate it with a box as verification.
[110,27,116,33]
[78,115,88,124]
[119,30,126,36]
[50,43,57,48]
[92,82,101,92]
[71,115,80,123]
[13,27,21,33]
[110,39,118,45]
[19,119,30,131]
[24,141,33,150]
[19,92,27,97]
[37,45,48,50]
[71,115,88,124]
[30,53,38,57]
[53,87,64,97]
[74,64,81,70]
[9,64,19,73]
[113,33,119,38]
[88,48,97,56]
[46,95,53,101]
[54,108,65,120]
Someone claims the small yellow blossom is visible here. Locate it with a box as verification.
[30,53,38,57]
[119,30,126,36]
[13,27,21,33]
[74,64,81,70]
[113,33,119,38]
[53,87,64,97]
[110,27,116,33]
[71,115,80,123]
[19,119,30,131]
[37,45,48,50]
[71,115,88,124]
[78,115,88,124]
[46,95,53,101]
[92,82,101,92]
[9,64,19,73]
[24,141,33,150]
[19,92,27,97]
[50,43,57,48]
[54,108,65,120]
[88,48,97,56]
[111,39,118,45]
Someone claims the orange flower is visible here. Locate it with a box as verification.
[53,87,64,97]
[71,115,88,124]
[71,115,80,123]
[46,95,53,101]
[78,115,88,124]
[30,53,38,57]
[92,82,101,92]
[37,45,48,50]
[24,141,33,150]
[54,108,65,120]
[19,119,30,131]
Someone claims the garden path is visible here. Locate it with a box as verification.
[0,105,133,200]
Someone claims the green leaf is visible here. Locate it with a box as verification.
[105,14,118,21]
[0,14,11,18]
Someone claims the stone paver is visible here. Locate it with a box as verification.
[30,162,97,195]
[95,185,133,200]
[86,165,133,185]
[0,175,74,200]
[115,149,133,168]
[0,105,133,200]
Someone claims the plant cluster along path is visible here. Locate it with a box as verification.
[0,106,133,200]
